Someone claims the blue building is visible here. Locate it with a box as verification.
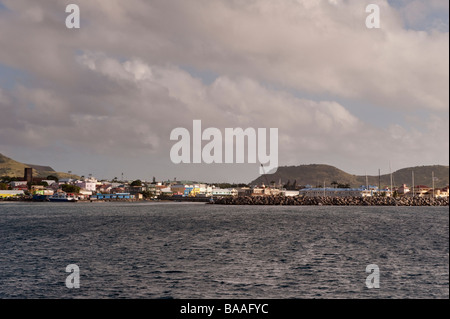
[183,186,194,197]
[91,193,133,200]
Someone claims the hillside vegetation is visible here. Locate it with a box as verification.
[0,153,79,180]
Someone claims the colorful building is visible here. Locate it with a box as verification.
[0,190,25,198]
[170,184,185,196]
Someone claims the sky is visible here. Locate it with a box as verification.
[0,0,448,183]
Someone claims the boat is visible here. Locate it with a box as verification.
[32,194,51,202]
[48,193,79,202]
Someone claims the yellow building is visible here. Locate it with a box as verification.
[189,185,200,197]
[189,184,207,197]
[0,190,25,198]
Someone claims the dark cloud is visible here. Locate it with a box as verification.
[0,0,448,181]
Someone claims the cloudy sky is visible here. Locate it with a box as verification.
[0,0,448,183]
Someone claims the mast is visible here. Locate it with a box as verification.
[260,164,269,187]
[412,170,415,198]
[389,161,393,196]
[365,170,368,190]
[378,169,381,195]
[432,171,435,200]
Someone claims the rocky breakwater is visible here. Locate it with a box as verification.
[213,195,449,206]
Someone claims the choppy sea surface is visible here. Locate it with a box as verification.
[0,201,448,299]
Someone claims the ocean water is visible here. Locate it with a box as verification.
[0,201,448,299]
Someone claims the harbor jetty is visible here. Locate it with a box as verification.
[212,195,449,206]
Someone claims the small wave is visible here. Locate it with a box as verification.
[294,265,312,270]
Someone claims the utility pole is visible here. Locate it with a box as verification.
[412,170,415,198]
[378,169,381,196]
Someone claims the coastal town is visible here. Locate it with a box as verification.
[0,168,448,206]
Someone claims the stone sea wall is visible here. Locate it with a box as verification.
[213,195,449,206]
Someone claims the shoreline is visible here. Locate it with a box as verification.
[1,195,448,206]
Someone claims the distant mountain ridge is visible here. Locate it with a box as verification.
[0,153,79,180]
[251,164,449,188]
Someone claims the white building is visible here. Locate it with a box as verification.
[59,178,77,184]
[75,177,98,192]
[299,188,371,197]
[397,184,410,195]
[211,188,237,196]
[9,181,27,187]
[79,189,93,196]
[282,190,300,197]
[160,187,173,196]
[41,180,57,186]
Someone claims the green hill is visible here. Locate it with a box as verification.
[251,164,449,188]
[355,165,449,189]
[0,153,79,180]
